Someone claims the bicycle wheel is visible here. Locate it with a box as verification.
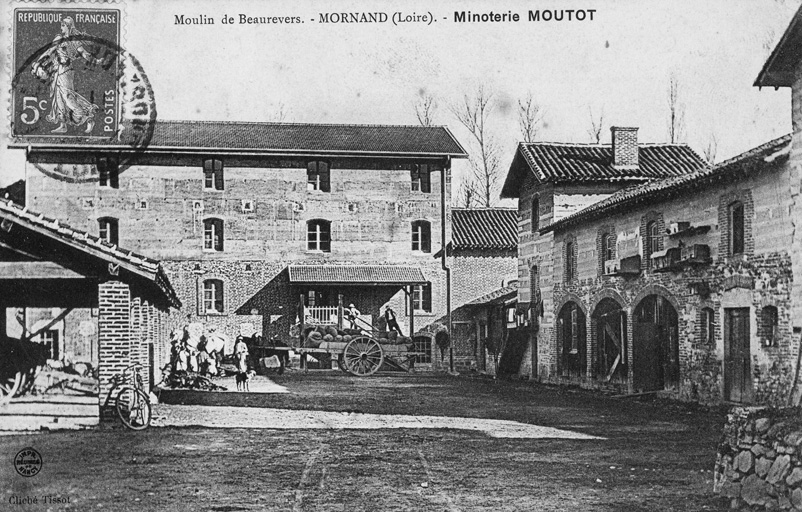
[115,387,152,430]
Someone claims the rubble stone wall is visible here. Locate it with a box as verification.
[715,407,802,510]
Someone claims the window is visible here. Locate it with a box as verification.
[565,240,575,282]
[203,218,224,251]
[203,279,224,314]
[761,306,779,347]
[307,161,330,192]
[307,219,331,252]
[412,283,432,313]
[411,220,432,253]
[530,265,540,305]
[570,306,579,353]
[531,196,539,233]
[411,164,431,193]
[97,156,119,189]
[38,329,59,360]
[603,233,616,263]
[700,307,715,345]
[645,221,660,267]
[98,217,119,245]
[203,159,224,191]
[730,201,745,255]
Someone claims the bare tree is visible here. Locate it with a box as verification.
[455,179,478,208]
[414,94,438,127]
[451,85,501,207]
[268,102,290,123]
[703,133,718,165]
[587,106,604,143]
[667,74,686,143]
[517,92,544,143]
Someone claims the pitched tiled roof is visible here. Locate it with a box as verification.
[755,3,802,87]
[287,264,427,285]
[542,134,792,233]
[0,198,180,307]
[501,142,707,197]
[15,120,468,157]
[451,208,518,251]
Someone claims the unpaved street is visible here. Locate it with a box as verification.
[2,372,730,511]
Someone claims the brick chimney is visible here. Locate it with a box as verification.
[610,126,639,169]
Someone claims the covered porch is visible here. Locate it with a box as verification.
[0,199,179,430]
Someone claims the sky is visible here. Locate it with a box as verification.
[1,0,800,204]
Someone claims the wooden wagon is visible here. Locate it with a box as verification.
[248,331,422,377]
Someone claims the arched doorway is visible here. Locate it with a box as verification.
[593,298,627,385]
[633,295,679,391]
[558,301,586,379]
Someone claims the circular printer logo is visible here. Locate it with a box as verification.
[14,447,42,477]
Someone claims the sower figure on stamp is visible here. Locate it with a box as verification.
[31,17,103,134]
[384,306,404,336]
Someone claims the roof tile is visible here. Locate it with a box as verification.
[451,208,518,251]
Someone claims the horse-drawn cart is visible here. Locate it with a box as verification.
[248,329,422,377]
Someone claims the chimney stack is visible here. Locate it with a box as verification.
[610,127,639,169]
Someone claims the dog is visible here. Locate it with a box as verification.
[235,370,255,392]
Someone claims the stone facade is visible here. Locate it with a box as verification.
[26,151,454,370]
[548,156,796,405]
[516,177,628,380]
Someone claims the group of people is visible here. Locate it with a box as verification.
[330,303,404,335]
[169,319,252,377]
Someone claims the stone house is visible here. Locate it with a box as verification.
[500,129,708,380]
[432,207,518,371]
[14,121,466,371]
[755,1,802,406]
[540,134,795,405]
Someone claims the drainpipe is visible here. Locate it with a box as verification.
[440,160,454,374]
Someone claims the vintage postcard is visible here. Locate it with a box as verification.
[1,0,802,510]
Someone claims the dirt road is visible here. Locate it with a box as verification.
[2,372,729,511]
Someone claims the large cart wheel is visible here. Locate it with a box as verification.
[342,337,384,376]
[0,371,23,404]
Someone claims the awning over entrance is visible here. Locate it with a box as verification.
[288,264,427,286]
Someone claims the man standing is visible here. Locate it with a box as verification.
[384,306,404,336]
[347,303,360,330]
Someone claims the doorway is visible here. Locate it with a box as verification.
[724,308,752,403]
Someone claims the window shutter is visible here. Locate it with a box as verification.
[214,160,224,190]
[320,164,330,192]
[422,223,431,253]
[424,284,432,312]
[420,165,431,193]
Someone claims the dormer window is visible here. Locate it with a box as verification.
[97,156,119,189]
[203,159,224,191]
[411,164,431,193]
[307,161,330,192]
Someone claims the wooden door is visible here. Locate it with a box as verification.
[633,322,660,391]
[725,308,751,403]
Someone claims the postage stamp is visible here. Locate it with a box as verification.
[11,8,121,138]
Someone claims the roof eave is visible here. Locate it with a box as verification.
[755,3,802,88]
[12,144,467,159]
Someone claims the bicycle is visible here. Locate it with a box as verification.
[106,363,151,430]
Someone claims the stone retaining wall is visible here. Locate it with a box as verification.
[715,407,802,510]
